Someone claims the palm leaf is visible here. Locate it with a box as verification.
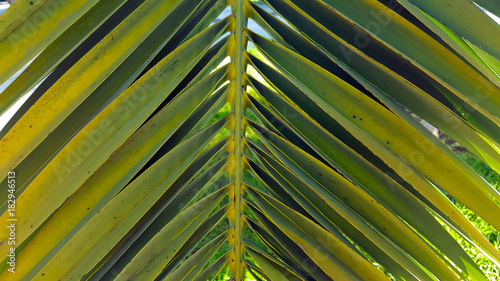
[0,0,499,280]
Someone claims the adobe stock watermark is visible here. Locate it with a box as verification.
[6,171,16,273]
[8,0,69,53]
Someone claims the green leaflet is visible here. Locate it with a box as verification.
[0,0,128,116]
[30,117,227,280]
[247,187,391,281]
[249,31,500,231]
[164,232,228,281]
[0,0,101,84]
[0,19,229,256]
[405,0,500,61]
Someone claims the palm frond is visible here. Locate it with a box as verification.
[0,0,499,280]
